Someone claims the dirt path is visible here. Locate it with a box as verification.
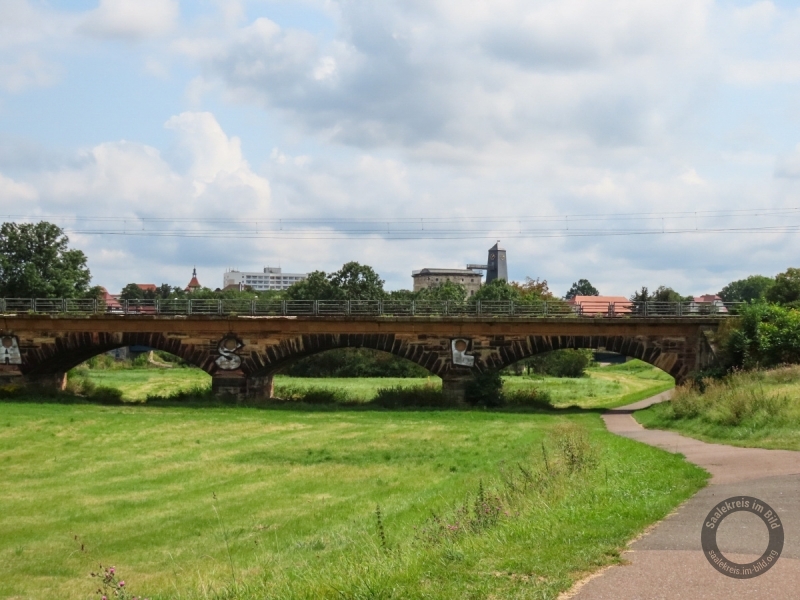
[565,391,800,599]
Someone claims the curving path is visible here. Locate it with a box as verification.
[564,391,800,600]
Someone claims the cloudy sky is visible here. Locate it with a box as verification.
[2,0,800,296]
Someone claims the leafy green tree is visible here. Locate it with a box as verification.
[0,221,93,298]
[416,280,467,303]
[286,262,386,301]
[719,275,774,303]
[185,287,221,300]
[565,279,599,299]
[119,284,174,300]
[155,283,173,299]
[329,262,386,300]
[630,285,688,302]
[726,303,800,368]
[387,289,416,301]
[119,283,145,300]
[766,268,800,306]
[652,286,685,302]
[511,277,554,303]
[471,279,521,303]
[286,271,341,300]
[84,285,105,300]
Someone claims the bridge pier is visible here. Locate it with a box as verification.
[25,372,68,392]
[0,365,24,387]
[441,374,471,405]
[211,371,274,400]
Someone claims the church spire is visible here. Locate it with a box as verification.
[185,267,201,292]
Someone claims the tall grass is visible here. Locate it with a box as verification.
[664,369,792,426]
[636,365,800,449]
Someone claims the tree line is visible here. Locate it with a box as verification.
[5,220,800,377]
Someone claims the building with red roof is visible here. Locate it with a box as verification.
[185,268,202,292]
[99,286,122,311]
[566,295,632,316]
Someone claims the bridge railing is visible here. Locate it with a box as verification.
[0,298,744,318]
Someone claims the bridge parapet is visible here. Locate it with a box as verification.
[0,298,743,319]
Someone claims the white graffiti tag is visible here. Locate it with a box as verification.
[1,336,21,365]
[216,336,243,370]
[451,338,475,367]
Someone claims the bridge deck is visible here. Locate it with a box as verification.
[0,314,728,336]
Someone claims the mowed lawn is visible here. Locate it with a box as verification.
[83,359,673,407]
[506,361,674,409]
[0,402,704,599]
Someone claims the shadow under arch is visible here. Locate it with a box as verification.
[21,332,215,378]
[480,334,687,382]
[266,345,432,379]
[242,333,443,379]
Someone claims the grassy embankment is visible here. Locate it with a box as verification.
[636,365,800,451]
[0,401,704,600]
[81,359,674,408]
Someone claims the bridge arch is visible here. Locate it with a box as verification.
[242,333,445,379]
[475,334,689,382]
[20,332,215,378]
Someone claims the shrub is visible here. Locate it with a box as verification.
[84,354,117,370]
[132,353,150,368]
[724,303,800,370]
[88,385,124,404]
[65,374,96,396]
[503,388,553,408]
[465,371,504,407]
[273,385,351,404]
[145,387,217,405]
[524,349,593,378]
[0,384,23,399]
[371,383,450,408]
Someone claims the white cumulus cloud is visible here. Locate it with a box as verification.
[79,0,179,40]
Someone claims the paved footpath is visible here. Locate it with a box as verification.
[565,391,800,600]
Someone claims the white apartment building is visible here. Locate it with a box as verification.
[223,267,307,291]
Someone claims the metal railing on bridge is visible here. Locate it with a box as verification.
[0,298,744,318]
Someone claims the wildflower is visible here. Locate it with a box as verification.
[109,567,115,575]
[119,581,125,587]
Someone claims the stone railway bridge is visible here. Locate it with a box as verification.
[0,314,724,401]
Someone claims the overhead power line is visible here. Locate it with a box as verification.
[58,224,800,240]
[3,208,799,240]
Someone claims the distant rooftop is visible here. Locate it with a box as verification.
[412,268,481,276]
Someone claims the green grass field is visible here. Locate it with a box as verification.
[81,360,673,408]
[636,365,800,451]
[0,360,689,598]
[0,401,705,600]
